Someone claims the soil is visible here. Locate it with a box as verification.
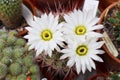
[103,4,120,59]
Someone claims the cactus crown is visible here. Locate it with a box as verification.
[0,0,23,29]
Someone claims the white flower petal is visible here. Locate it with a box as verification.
[22,4,34,26]
[67,58,75,67]
[91,54,103,62]
[89,58,96,69]
[75,58,81,74]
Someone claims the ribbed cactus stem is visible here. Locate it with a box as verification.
[0,0,22,29]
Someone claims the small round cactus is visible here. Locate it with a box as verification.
[11,76,17,80]
[2,47,13,58]
[9,63,21,76]
[24,55,34,67]
[30,65,39,74]
[22,66,28,74]
[0,62,7,79]
[31,75,38,80]
[5,74,12,80]
[1,56,10,65]
[13,48,23,58]
[17,74,27,80]
[15,38,26,46]
[0,34,8,41]
[0,29,6,35]
[7,36,16,46]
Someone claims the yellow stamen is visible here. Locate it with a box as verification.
[76,45,88,56]
[75,25,86,35]
[41,29,52,41]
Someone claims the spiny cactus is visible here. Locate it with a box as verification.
[17,74,27,80]
[0,62,7,79]
[0,0,23,29]
[9,63,22,76]
[0,30,40,80]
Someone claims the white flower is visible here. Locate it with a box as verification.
[63,9,103,41]
[24,13,65,57]
[60,38,104,74]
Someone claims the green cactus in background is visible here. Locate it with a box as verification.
[0,0,22,29]
[5,74,12,80]
[1,56,10,65]
[0,62,7,79]
[24,55,34,67]
[9,63,22,76]
[30,65,39,74]
[17,74,27,80]
[0,30,41,79]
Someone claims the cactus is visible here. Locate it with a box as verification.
[24,55,34,67]
[17,74,27,80]
[1,56,10,65]
[7,36,17,46]
[0,30,40,79]
[3,47,13,58]
[0,0,22,29]
[15,38,26,46]
[0,39,5,51]
[30,65,39,74]
[5,74,12,80]
[9,63,22,76]
[0,62,7,79]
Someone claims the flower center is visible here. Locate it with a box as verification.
[41,29,52,41]
[76,45,88,56]
[75,25,86,35]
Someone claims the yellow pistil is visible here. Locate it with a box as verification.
[41,29,52,41]
[76,45,88,56]
[75,25,86,35]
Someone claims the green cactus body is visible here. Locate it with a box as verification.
[2,47,13,58]
[9,63,21,76]
[0,30,6,35]
[15,38,26,47]
[5,74,12,80]
[7,36,17,46]
[0,0,22,29]
[1,56,10,65]
[17,74,26,80]
[15,58,23,65]
[0,53,3,60]
[0,62,7,79]
[0,33,8,41]
[24,55,34,67]
[0,39,5,51]
[30,65,39,74]
[11,76,17,80]
[31,75,38,80]
[22,66,28,74]
[8,30,17,36]
[13,48,23,58]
